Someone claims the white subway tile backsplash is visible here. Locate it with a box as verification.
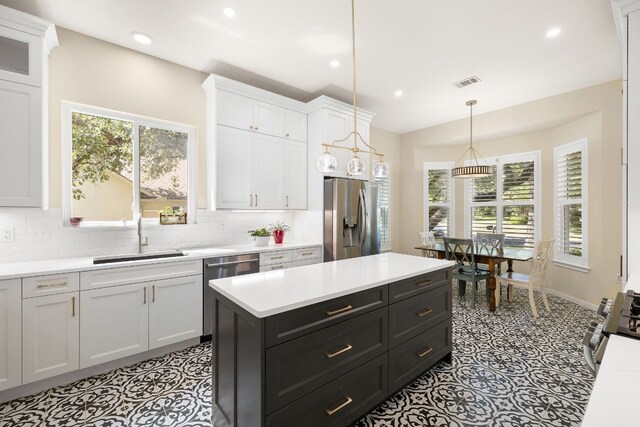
[0,208,296,262]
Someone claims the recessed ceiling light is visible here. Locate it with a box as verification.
[131,32,152,45]
[394,90,403,97]
[223,7,237,17]
[330,60,340,68]
[546,27,561,38]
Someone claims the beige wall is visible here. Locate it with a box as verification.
[48,28,208,209]
[370,127,402,252]
[399,80,623,305]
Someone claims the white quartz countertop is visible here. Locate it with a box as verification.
[209,252,454,318]
[0,242,321,281]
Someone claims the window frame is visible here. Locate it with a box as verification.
[423,162,455,240]
[553,138,589,272]
[464,151,541,248]
[62,101,197,227]
[374,162,391,252]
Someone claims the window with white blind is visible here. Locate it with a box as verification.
[375,172,391,251]
[424,162,454,242]
[465,152,540,249]
[554,139,588,270]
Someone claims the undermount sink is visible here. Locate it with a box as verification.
[93,250,185,265]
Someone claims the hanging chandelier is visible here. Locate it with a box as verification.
[451,100,491,179]
[316,0,389,178]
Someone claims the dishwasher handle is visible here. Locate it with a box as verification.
[206,258,259,268]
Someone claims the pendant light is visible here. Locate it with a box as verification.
[316,0,389,178]
[451,100,491,179]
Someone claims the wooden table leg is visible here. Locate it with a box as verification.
[507,260,514,302]
[488,258,496,312]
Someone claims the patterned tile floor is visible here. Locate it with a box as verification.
[1,285,600,427]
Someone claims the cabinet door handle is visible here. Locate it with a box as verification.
[250,194,253,207]
[416,279,432,287]
[255,126,259,131]
[72,296,76,317]
[152,285,155,303]
[326,304,353,316]
[250,125,254,130]
[271,265,285,270]
[416,308,433,317]
[37,281,67,289]
[143,287,147,304]
[325,396,353,415]
[286,195,289,208]
[255,194,258,206]
[301,252,314,256]
[325,344,353,359]
[286,133,290,137]
[417,347,433,358]
[270,255,284,260]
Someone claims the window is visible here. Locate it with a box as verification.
[465,152,540,249]
[375,172,391,251]
[554,139,588,270]
[424,162,454,242]
[62,103,196,225]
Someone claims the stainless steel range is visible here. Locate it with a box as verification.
[583,290,640,376]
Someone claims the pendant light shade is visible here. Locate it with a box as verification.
[315,0,389,179]
[451,100,491,179]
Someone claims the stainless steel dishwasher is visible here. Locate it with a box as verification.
[203,253,260,338]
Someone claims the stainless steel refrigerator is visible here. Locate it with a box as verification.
[323,177,380,261]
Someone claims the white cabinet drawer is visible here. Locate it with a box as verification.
[293,258,321,268]
[293,247,321,262]
[260,250,293,266]
[260,262,294,272]
[23,273,80,298]
[80,260,201,290]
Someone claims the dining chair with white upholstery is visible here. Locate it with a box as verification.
[496,239,554,318]
[418,231,438,258]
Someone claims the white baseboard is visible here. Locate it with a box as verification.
[0,337,203,404]
[546,288,598,311]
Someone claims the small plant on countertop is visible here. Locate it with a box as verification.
[268,221,291,232]
[249,228,271,237]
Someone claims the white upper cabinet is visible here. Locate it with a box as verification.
[0,5,58,208]
[203,74,308,210]
[285,109,307,142]
[284,140,308,209]
[254,100,285,137]
[0,279,21,392]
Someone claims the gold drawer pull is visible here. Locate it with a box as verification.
[301,252,313,256]
[325,396,353,415]
[325,344,353,359]
[326,304,353,316]
[37,281,67,289]
[416,308,433,317]
[271,256,284,260]
[417,347,433,358]
[416,279,432,287]
[271,265,285,270]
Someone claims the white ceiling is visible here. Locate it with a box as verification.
[0,0,621,134]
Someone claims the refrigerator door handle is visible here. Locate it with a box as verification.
[359,188,367,248]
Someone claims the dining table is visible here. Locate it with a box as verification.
[414,243,534,312]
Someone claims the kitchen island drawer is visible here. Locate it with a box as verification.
[389,282,451,347]
[265,307,388,414]
[23,273,80,298]
[265,285,387,347]
[260,250,293,266]
[388,269,450,303]
[266,353,387,427]
[388,318,452,393]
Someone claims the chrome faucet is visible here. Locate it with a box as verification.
[137,216,149,253]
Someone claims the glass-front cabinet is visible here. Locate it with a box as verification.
[0,25,42,87]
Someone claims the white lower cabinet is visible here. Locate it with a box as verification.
[148,275,202,349]
[0,279,21,391]
[80,282,148,368]
[22,292,79,383]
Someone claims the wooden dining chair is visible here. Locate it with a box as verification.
[496,239,554,318]
[475,233,505,300]
[443,237,490,308]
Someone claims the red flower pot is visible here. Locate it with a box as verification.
[273,230,285,244]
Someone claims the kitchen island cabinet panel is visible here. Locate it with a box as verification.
[388,318,452,394]
[265,307,387,414]
[265,285,387,347]
[265,354,387,427]
[388,268,450,303]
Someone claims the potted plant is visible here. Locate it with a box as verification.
[249,228,272,246]
[269,221,291,244]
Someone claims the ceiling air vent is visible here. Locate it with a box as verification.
[454,76,481,88]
